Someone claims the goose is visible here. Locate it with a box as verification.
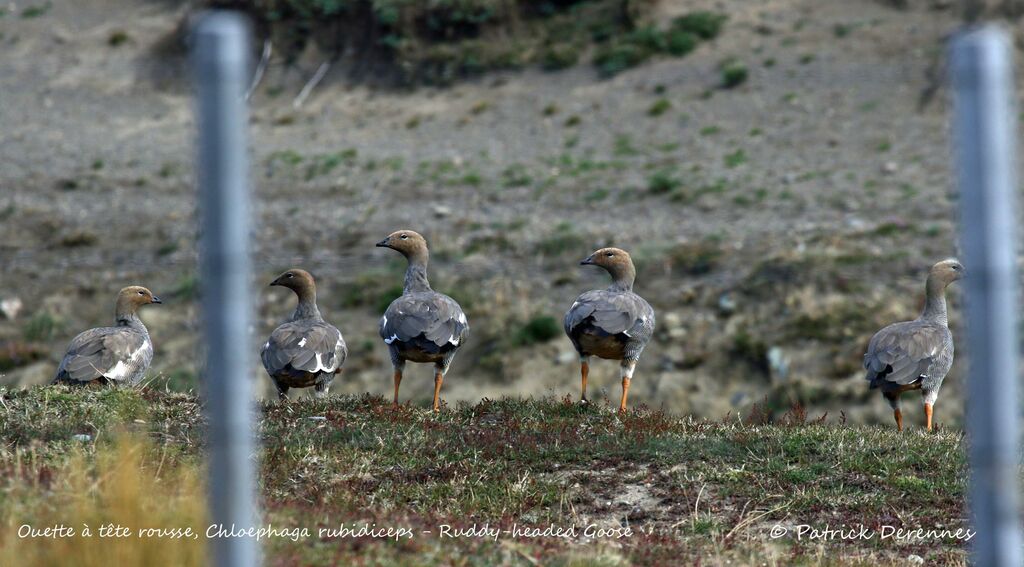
[564,248,655,412]
[376,230,468,412]
[261,269,347,400]
[864,258,964,431]
[53,286,161,386]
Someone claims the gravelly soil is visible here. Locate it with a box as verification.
[0,0,988,426]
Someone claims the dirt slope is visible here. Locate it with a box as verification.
[0,0,981,425]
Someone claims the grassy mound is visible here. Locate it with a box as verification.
[0,387,968,565]
[210,0,726,84]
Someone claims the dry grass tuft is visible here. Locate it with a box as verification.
[1,435,207,566]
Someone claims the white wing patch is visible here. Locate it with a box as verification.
[298,337,308,348]
[310,353,334,373]
[624,317,645,338]
[102,340,150,381]
[105,360,130,380]
[458,312,467,324]
[384,334,399,345]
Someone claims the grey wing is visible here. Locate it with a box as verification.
[565,290,654,337]
[55,328,147,384]
[863,322,949,386]
[564,292,598,336]
[380,293,469,349]
[262,322,345,375]
[624,296,656,344]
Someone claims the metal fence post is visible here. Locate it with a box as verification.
[193,12,260,567]
[950,25,1022,567]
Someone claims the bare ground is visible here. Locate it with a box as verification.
[0,0,986,426]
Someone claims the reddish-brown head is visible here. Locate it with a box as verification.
[270,268,317,298]
[929,258,965,288]
[376,230,429,264]
[115,286,162,317]
[581,247,636,284]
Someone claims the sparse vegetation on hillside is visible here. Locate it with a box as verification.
[0,0,970,425]
[213,0,726,84]
[0,388,969,565]
[593,11,726,77]
[720,58,748,88]
[514,314,561,345]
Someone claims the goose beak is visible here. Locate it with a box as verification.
[376,238,390,248]
[150,295,163,304]
[580,256,594,265]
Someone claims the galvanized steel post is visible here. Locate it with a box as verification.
[950,25,1022,567]
[193,11,260,567]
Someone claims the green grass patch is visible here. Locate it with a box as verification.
[647,170,681,195]
[501,164,533,188]
[647,98,672,117]
[670,11,727,40]
[338,270,405,313]
[720,59,749,89]
[724,149,748,168]
[584,188,611,202]
[593,11,727,77]
[22,312,63,343]
[541,42,581,71]
[20,2,50,18]
[514,315,561,346]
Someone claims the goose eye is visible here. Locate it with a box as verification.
[605,252,614,257]
[286,273,294,278]
[400,234,409,240]
[138,290,145,295]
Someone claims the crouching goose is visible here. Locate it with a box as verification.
[376,230,468,411]
[52,286,162,386]
[864,258,964,431]
[261,269,347,400]
[564,248,655,412]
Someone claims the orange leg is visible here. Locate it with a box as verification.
[392,369,403,406]
[580,360,589,402]
[894,408,903,432]
[924,403,933,432]
[619,377,631,412]
[432,369,444,412]
[619,362,635,413]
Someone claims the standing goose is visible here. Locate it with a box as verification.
[52,286,162,386]
[376,230,468,412]
[564,247,655,412]
[261,269,347,400]
[863,258,964,431]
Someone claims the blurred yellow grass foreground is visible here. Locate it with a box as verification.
[1,435,207,566]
